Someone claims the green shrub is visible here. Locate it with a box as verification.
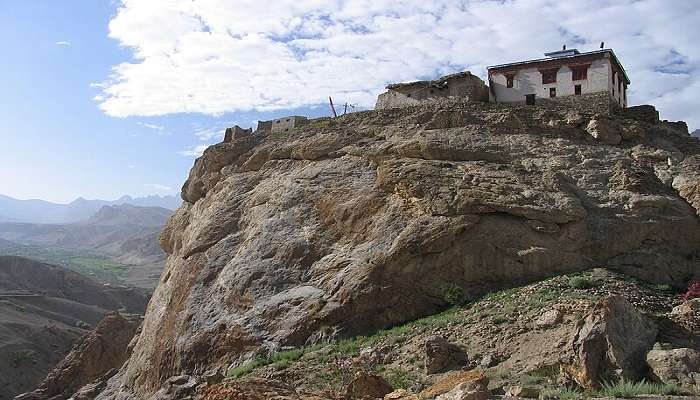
[226,357,267,378]
[9,349,36,368]
[75,320,91,329]
[597,379,685,398]
[441,284,465,306]
[568,276,598,289]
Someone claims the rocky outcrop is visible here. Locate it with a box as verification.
[17,312,140,400]
[91,99,700,399]
[562,295,658,389]
[346,372,393,399]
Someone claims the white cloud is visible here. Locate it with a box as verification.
[97,0,700,129]
[127,164,136,169]
[137,121,165,130]
[179,144,210,157]
[55,41,71,46]
[144,183,173,191]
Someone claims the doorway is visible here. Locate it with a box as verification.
[525,94,535,105]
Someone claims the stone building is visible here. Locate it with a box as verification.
[375,71,489,110]
[257,115,309,133]
[487,48,630,108]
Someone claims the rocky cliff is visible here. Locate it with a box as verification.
[93,99,699,398]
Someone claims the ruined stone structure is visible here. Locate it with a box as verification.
[488,48,630,108]
[257,115,309,133]
[223,126,252,142]
[375,71,489,110]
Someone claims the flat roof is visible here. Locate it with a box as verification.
[487,49,630,84]
[386,71,474,90]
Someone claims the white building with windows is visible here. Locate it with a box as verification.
[487,48,629,108]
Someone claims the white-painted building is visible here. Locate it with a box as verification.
[487,48,630,108]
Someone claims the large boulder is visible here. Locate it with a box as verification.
[425,336,468,374]
[420,370,488,400]
[562,295,658,389]
[646,344,700,391]
[346,372,393,400]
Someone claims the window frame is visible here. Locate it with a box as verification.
[540,68,558,84]
[549,87,556,98]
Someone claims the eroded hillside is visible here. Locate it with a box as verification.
[91,99,699,399]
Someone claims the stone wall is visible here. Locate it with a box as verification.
[375,73,488,110]
[257,120,272,133]
[531,92,620,116]
[224,126,253,142]
[623,105,659,124]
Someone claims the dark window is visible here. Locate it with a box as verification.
[541,68,558,84]
[549,87,556,98]
[430,89,434,94]
[575,84,582,95]
[286,118,290,122]
[506,74,515,88]
[407,93,411,97]
[525,94,536,105]
[572,66,588,81]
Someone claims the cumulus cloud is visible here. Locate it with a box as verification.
[144,183,173,191]
[55,41,71,46]
[179,144,210,157]
[97,0,700,128]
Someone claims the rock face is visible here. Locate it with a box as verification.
[93,99,700,398]
[646,344,700,391]
[17,312,140,400]
[562,295,658,389]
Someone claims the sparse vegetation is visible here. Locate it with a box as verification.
[9,349,36,368]
[596,379,685,398]
[441,283,465,306]
[75,320,91,329]
[568,276,599,289]
[381,367,420,389]
[540,386,583,400]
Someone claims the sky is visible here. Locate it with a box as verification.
[0,0,698,203]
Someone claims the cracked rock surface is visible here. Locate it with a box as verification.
[94,100,700,398]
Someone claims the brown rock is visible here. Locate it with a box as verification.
[505,385,539,398]
[534,309,562,329]
[646,343,700,391]
[562,295,658,389]
[384,389,419,400]
[425,336,468,374]
[586,118,621,145]
[420,370,488,399]
[346,372,393,399]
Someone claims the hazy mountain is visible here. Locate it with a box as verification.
[0,255,148,398]
[0,205,171,288]
[692,128,699,138]
[0,194,181,224]
[83,204,172,227]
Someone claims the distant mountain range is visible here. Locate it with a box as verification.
[0,194,181,224]
[692,129,699,138]
[0,204,171,288]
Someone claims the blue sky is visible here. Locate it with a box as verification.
[0,0,698,203]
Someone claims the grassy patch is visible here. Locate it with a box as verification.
[226,357,268,378]
[381,367,420,390]
[597,379,685,398]
[568,276,599,290]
